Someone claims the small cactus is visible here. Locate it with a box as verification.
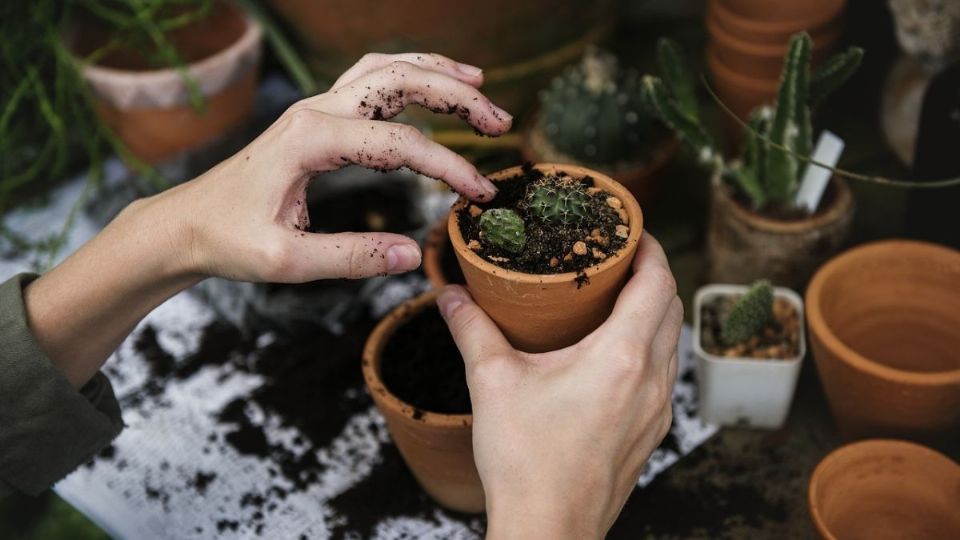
[538,47,655,164]
[721,280,774,346]
[522,178,591,226]
[479,208,526,254]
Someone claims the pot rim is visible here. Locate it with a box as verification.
[805,239,960,384]
[707,48,780,91]
[447,163,644,284]
[706,13,840,59]
[422,215,451,289]
[362,289,473,427]
[709,0,844,37]
[712,168,854,234]
[693,283,806,365]
[807,438,960,540]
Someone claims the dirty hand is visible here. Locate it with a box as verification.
[143,52,512,283]
[437,233,681,539]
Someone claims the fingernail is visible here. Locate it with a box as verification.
[476,174,498,198]
[456,62,483,77]
[489,103,513,122]
[437,286,467,319]
[386,244,421,274]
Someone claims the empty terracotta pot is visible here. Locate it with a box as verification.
[707,175,854,288]
[808,439,960,540]
[806,240,960,442]
[706,48,779,126]
[719,0,845,23]
[72,1,262,164]
[708,0,843,45]
[362,290,484,513]
[448,163,643,353]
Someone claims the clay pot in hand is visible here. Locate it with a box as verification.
[448,163,643,353]
[72,1,262,164]
[706,175,854,289]
[362,290,483,513]
[806,240,960,443]
[808,439,960,540]
[422,214,466,289]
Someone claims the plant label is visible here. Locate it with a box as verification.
[795,130,845,213]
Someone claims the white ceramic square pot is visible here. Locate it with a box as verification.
[693,284,806,429]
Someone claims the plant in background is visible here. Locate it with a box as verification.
[720,279,773,345]
[478,208,526,254]
[642,34,863,211]
[521,178,590,226]
[538,47,659,165]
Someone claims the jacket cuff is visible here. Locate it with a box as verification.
[0,273,124,495]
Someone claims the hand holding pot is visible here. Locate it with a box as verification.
[437,233,681,539]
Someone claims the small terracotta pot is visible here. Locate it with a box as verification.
[707,0,843,45]
[719,0,845,23]
[521,119,679,206]
[806,240,960,442]
[706,174,854,288]
[73,1,262,164]
[808,439,960,540]
[362,290,484,513]
[448,163,643,353]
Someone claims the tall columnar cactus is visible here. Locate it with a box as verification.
[642,34,864,210]
[721,280,774,345]
[479,208,526,254]
[538,47,655,164]
[522,178,591,226]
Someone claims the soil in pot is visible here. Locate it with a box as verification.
[379,308,469,416]
[456,163,629,278]
[700,294,801,359]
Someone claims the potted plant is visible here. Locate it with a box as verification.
[447,163,643,353]
[362,289,483,513]
[693,280,805,429]
[69,0,263,164]
[522,47,677,204]
[643,34,862,287]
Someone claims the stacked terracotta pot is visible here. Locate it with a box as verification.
[706,0,846,124]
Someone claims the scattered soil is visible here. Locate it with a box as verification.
[457,163,628,275]
[700,295,801,359]
[379,308,470,415]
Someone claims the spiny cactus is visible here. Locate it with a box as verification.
[538,47,655,164]
[721,280,774,346]
[522,178,591,226]
[642,34,863,210]
[479,208,526,254]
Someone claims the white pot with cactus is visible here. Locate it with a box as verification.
[693,280,806,429]
[643,34,863,288]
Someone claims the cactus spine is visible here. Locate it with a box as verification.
[522,178,591,226]
[479,208,526,254]
[721,280,774,345]
[642,34,863,210]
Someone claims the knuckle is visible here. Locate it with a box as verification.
[388,60,414,76]
[346,241,371,279]
[283,107,318,133]
[468,354,511,388]
[260,242,294,281]
[359,52,382,65]
[653,266,678,296]
[393,123,424,146]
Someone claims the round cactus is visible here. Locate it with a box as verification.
[538,47,655,165]
[522,178,591,226]
[479,208,526,254]
[721,280,774,346]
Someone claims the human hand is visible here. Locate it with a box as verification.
[143,52,512,283]
[437,233,681,539]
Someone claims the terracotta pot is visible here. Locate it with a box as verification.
[706,174,854,288]
[719,0,846,23]
[706,48,779,125]
[362,290,484,513]
[266,0,615,122]
[72,1,262,164]
[448,163,643,353]
[806,240,960,442]
[708,0,843,45]
[422,214,465,289]
[521,119,679,206]
[808,439,960,540]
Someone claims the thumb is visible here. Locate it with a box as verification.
[436,285,514,365]
[284,232,422,281]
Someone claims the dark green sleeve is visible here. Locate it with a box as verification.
[0,274,124,495]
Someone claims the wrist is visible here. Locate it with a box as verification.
[485,492,602,540]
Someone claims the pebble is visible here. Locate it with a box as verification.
[591,248,606,260]
[587,187,603,196]
[467,240,481,251]
[549,257,559,268]
[572,241,588,256]
[616,208,629,224]
[615,224,629,239]
[468,205,483,218]
[606,196,623,209]
[563,252,574,262]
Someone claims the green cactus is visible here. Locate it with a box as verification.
[479,208,526,254]
[538,47,656,164]
[642,34,863,210]
[522,178,591,226]
[721,280,774,346]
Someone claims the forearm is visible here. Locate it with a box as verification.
[485,493,603,540]
[23,191,202,389]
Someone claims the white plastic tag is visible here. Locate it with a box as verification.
[795,130,845,213]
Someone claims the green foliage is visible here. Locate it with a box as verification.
[721,280,774,346]
[479,208,526,254]
[522,178,591,226]
[642,34,863,211]
[538,47,655,164]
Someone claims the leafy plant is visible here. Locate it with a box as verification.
[479,208,526,254]
[721,280,774,345]
[642,34,863,211]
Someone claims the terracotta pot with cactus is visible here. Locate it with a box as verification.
[643,34,862,288]
[522,47,677,204]
[448,163,642,353]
